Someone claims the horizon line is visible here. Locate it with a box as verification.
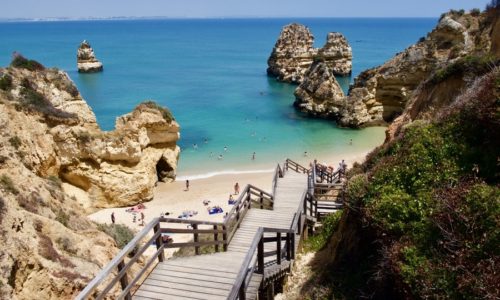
[0,15,441,22]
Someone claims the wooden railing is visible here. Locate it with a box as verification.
[230,188,310,300]
[285,158,310,174]
[272,163,284,197]
[77,182,274,299]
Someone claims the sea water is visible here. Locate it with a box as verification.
[0,18,437,178]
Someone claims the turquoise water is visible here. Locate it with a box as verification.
[0,18,437,177]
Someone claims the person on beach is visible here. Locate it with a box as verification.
[193,143,198,149]
[349,139,353,145]
[252,152,256,160]
[140,212,145,226]
[218,154,223,160]
[204,138,208,144]
[224,146,228,152]
[186,179,190,191]
[111,212,115,224]
[234,182,240,195]
[304,151,308,157]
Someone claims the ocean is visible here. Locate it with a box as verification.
[0,18,437,178]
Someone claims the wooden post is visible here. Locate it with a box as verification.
[258,236,264,274]
[214,224,219,252]
[222,225,228,251]
[247,192,251,210]
[286,233,291,260]
[277,232,281,265]
[193,224,200,255]
[291,233,295,260]
[260,192,264,209]
[153,222,164,262]
[239,283,246,300]
[117,260,131,300]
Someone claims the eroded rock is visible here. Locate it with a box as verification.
[77,40,103,73]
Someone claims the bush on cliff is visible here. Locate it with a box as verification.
[305,69,500,299]
[96,223,135,249]
[139,101,175,122]
[10,52,45,71]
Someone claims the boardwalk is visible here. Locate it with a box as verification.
[134,172,307,300]
[77,159,343,300]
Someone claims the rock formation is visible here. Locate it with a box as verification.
[267,23,352,83]
[294,61,345,118]
[294,10,496,127]
[1,56,180,208]
[77,40,103,73]
[318,32,353,76]
[0,55,181,298]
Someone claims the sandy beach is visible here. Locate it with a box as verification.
[88,149,373,258]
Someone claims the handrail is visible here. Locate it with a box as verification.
[285,158,310,174]
[76,218,161,300]
[272,163,283,197]
[228,227,264,300]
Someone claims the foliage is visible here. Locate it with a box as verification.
[304,211,342,252]
[0,74,13,91]
[139,101,175,122]
[19,78,76,119]
[48,176,62,189]
[37,232,75,267]
[8,136,22,150]
[0,175,19,195]
[55,210,70,227]
[470,8,481,16]
[0,197,5,224]
[96,223,135,249]
[333,69,500,298]
[10,53,45,71]
[429,55,499,85]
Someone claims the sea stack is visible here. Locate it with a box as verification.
[267,23,352,83]
[77,40,103,73]
[294,61,345,118]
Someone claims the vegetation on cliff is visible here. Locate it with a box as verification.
[298,66,499,300]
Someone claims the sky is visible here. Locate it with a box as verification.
[0,0,492,19]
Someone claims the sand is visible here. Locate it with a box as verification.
[87,150,372,257]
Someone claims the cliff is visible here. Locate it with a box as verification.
[292,7,500,300]
[0,55,181,298]
[267,23,352,84]
[77,40,103,73]
[295,9,498,127]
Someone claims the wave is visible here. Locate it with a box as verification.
[176,168,274,181]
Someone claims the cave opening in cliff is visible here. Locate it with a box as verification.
[156,157,174,182]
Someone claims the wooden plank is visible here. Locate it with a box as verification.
[146,273,234,289]
[137,284,226,300]
[153,265,237,279]
[149,269,236,284]
[142,278,230,296]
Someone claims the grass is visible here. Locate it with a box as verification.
[0,74,12,91]
[96,223,135,249]
[10,53,45,71]
[0,175,19,195]
[38,232,75,268]
[8,136,21,150]
[173,233,219,257]
[303,211,342,252]
[55,210,70,227]
[429,55,499,85]
[139,101,175,122]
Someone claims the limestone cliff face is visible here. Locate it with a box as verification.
[267,23,352,83]
[77,40,103,73]
[0,61,180,209]
[293,61,345,118]
[0,58,180,298]
[336,11,494,127]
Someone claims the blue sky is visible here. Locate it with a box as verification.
[0,0,491,19]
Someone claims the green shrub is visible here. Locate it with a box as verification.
[139,101,175,122]
[96,223,135,249]
[8,136,21,149]
[429,55,499,85]
[0,175,19,195]
[48,176,62,189]
[470,8,481,16]
[19,81,76,119]
[10,53,45,71]
[55,210,70,227]
[0,74,12,91]
[304,211,342,252]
